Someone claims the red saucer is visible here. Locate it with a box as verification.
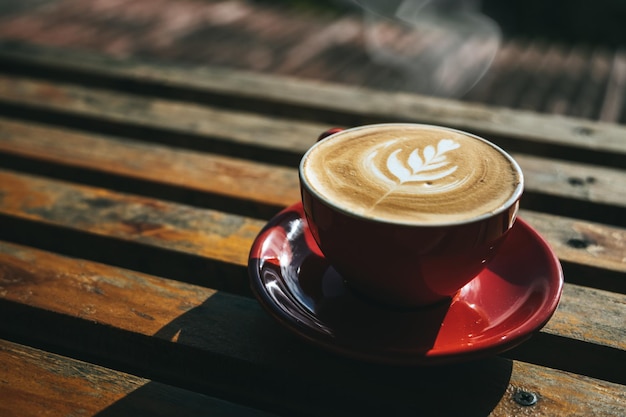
[248,203,563,365]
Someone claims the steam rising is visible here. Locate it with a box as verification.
[353,0,501,97]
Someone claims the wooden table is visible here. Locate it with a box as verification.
[0,41,624,416]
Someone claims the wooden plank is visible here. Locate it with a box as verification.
[544,284,625,350]
[520,211,626,276]
[0,168,267,294]
[1,41,625,157]
[0,173,624,353]
[0,241,624,416]
[0,118,301,209]
[0,339,276,417]
[1,118,625,217]
[0,74,325,156]
[0,38,623,417]
[501,362,625,417]
[0,169,624,280]
[0,169,265,267]
[514,153,626,206]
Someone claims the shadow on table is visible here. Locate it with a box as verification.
[93,379,275,417]
[92,290,513,417]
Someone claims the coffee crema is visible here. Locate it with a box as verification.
[301,124,523,224]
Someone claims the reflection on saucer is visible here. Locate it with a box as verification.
[249,203,563,365]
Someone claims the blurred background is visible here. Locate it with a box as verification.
[1,0,625,123]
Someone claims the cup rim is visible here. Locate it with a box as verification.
[299,123,524,227]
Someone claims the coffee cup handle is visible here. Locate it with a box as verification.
[317,128,344,142]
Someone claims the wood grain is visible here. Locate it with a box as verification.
[0,40,624,417]
[513,153,626,207]
[520,211,626,279]
[0,74,325,155]
[1,41,625,158]
[0,241,624,416]
[0,169,624,280]
[0,169,265,268]
[1,118,625,220]
[547,285,625,350]
[0,179,623,355]
[0,117,300,209]
[0,340,276,417]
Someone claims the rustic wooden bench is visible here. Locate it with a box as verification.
[0,41,624,416]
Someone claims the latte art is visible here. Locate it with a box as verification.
[302,124,523,224]
[370,137,463,188]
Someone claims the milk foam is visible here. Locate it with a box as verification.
[302,124,522,224]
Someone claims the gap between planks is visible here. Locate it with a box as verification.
[0,118,625,228]
[0,41,625,160]
[0,240,624,414]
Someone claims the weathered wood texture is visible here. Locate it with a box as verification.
[0,44,624,416]
[0,117,625,227]
[0,1,621,122]
[0,170,624,382]
[0,116,299,209]
[0,241,624,417]
[0,42,625,163]
[0,169,623,290]
[0,340,276,417]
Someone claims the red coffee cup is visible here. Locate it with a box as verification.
[300,124,523,308]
